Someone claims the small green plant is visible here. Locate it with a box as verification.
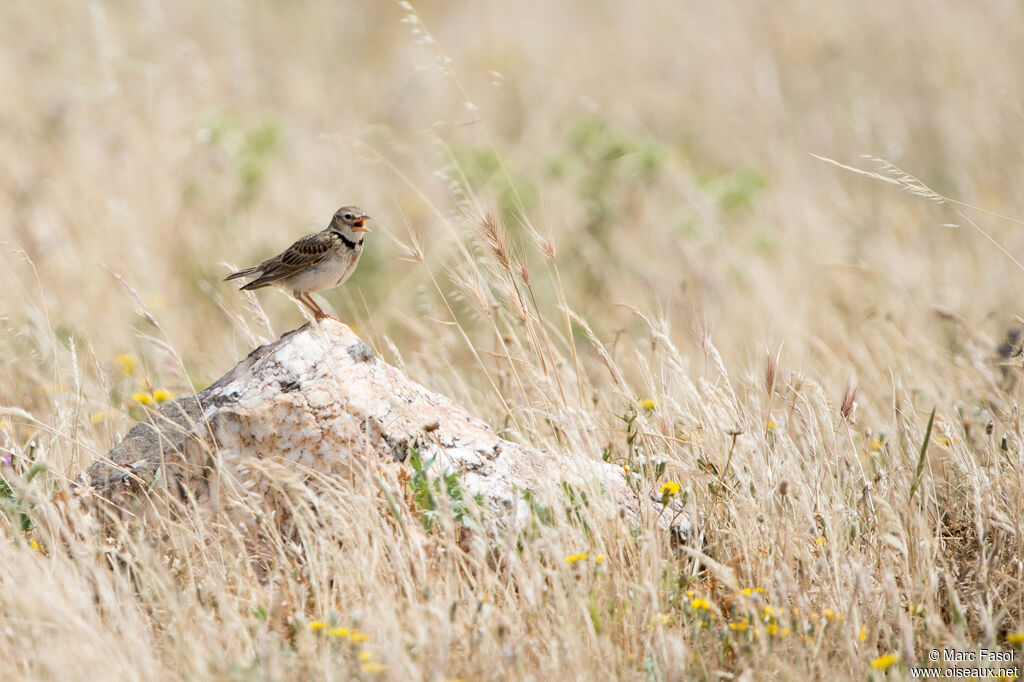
[0,455,45,533]
[547,115,665,234]
[450,145,538,223]
[620,406,639,452]
[196,113,281,206]
[696,167,766,214]
[0,450,13,500]
[407,447,478,532]
[561,481,591,534]
[519,488,555,534]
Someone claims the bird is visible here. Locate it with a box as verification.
[225,206,371,320]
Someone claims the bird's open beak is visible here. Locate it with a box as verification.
[353,215,371,232]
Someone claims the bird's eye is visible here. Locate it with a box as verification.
[343,213,354,221]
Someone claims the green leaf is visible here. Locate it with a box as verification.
[908,407,936,501]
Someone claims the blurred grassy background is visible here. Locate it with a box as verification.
[3,1,1024,679]
[4,0,1022,403]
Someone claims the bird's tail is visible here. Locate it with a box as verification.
[224,266,260,282]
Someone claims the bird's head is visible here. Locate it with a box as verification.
[330,206,371,238]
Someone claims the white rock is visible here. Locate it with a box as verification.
[82,320,690,540]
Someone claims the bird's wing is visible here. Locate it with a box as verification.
[239,230,335,289]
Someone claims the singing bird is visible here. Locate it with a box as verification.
[225,206,370,320]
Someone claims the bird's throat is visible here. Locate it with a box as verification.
[332,230,363,249]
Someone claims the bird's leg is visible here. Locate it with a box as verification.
[297,293,336,321]
[295,293,325,319]
[310,295,339,321]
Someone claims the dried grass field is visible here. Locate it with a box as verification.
[3,1,1024,679]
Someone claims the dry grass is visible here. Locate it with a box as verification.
[3,1,1024,679]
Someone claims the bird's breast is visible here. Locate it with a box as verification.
[334,244,363,286]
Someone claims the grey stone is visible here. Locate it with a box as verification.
[81,320,690,540]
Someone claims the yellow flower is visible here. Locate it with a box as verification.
[870,653,899,671]
[309,621,328,631]
[622,465,630,475]
[361,662,387,674]
[90,412,106,424]
[153,388,174,404]
[115,354,136,377]
[327,627,349,638]
[566,552,589,564]
[767,420,776,431]
[30,540,44,553]
[690,598,710,611]
[779,627,791,638]
[653,612,672,626]
[765,624,779,635]
[815,536,827,546]
[131,392,154,406]
[729,617,749,631]
[595,554,605,564]
[641,399,656,411]
[761,606,776,621]
[660,481,680,496]
[350,630,370,643]
[358,651,374,662]
[936,437,951,447]
[823,609,837,622]
[869,439,884,452]
[1007,631,1024,645]
[859,626,867,642]
[685,590,695,598]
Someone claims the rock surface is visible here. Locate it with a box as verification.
[82,320,689,539]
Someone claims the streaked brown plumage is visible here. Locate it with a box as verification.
[225,206,370,319]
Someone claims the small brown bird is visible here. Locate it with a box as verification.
[225,206,371,320]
